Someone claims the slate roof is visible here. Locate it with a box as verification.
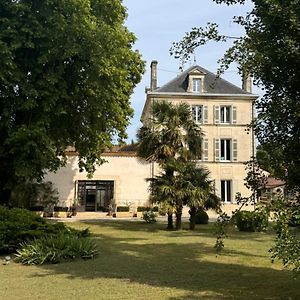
[155,65,250,95]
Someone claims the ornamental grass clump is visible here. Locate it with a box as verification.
[15,233,97,265]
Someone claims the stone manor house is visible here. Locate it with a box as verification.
[46,61,257,214]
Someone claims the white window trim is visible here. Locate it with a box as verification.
[191,105,203,124]
[220,106,231,124]
[220,139,231,161]
[221,180,232,203]
[188,75,205,93]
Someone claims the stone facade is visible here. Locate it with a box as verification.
[142,62,258,208]
[46,61,257,213]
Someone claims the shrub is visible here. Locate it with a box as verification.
[97,206,109,212]
[137,206,149,212]
[142,210,157,223]
[137,206,147,212]
[0,206,90,253]
[15,233,97,265]
[117,206,129,212]
[54,206,68,212]
[235,210,268,232]
[29,206,44,211]
[152,206,159,212]
[195,209,209,224]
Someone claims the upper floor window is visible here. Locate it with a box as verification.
[215,138,237,162]
[220,139,231,161]
[191,105,202,123]
[192,79,202,93]
[220,106,231,123]
[214,105,237,124]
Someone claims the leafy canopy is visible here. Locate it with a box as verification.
[171,0,300,189]
[0,0,144,198]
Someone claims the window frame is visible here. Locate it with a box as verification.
[192,78,202,93]
[220,139,231,161]
[220,105,231,124]
[221,180,232,203]
[191,105,203,124]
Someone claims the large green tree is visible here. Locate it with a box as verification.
[0,0,144,203]
[137,101,203,230]
[171,0,300,190]
[171,0,300,272]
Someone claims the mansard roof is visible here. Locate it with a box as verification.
[155,65,250,95]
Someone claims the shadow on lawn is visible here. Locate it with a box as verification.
[33,221,299,299]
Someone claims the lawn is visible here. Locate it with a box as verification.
[1,220,299,300]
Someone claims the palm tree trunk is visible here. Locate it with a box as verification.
[175,204,183,230]
[167,209,174,230]
[189,206,196,230]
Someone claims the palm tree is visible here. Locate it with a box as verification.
[177,162,221,230]
[137,101,203,229]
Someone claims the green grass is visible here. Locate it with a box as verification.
[1,220,299,300]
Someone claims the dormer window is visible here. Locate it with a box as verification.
[192,78,202,93]
[187,68,206,93]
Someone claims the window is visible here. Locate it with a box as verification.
[220,139,231,161]
[192,78,202,92]
[191,105,202,123]
[220,106,231,123]
[221,180,231,203]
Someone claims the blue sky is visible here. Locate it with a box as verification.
[123,0,257,142]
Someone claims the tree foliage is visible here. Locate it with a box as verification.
[137,101,207,230]
[0,0,144,202]
[171,0,300,272]
[171,0,300,190]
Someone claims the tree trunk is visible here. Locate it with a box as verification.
[0,187,11,207]
[167,210,174,230]
[189,206,196,230]
[175,204,183,230]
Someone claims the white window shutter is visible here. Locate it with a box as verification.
[233,139,238,161]
[203,138,209,161]
[214,106,220,124]
[215,138,220,161]
[203,106,208,124]
[232,106,237,124]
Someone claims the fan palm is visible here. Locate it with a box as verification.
[137,101,203,229]
[177,162,221,230]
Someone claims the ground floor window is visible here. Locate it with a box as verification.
[77,180,114,211]
[221,180,231,203]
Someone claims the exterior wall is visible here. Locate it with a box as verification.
[145,93,255,208]
[45,155,152,209]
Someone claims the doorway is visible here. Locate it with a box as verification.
[77,180,114,212]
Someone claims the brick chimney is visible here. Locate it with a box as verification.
[150,60,158,91]
[242,73,252,93]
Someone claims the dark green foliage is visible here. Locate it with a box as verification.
[137,206,149,212]
[195,209,209,225]
[97,206,109,212]
[116,206,129,212]
[29,206,44,211]
[54,206,68,212]
[234,210,268,232]
[152,206,159,212]
[0,206,89,253]
[15,233,97,265]
[0,0,144,204]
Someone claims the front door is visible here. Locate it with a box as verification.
[77,180,114,212]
